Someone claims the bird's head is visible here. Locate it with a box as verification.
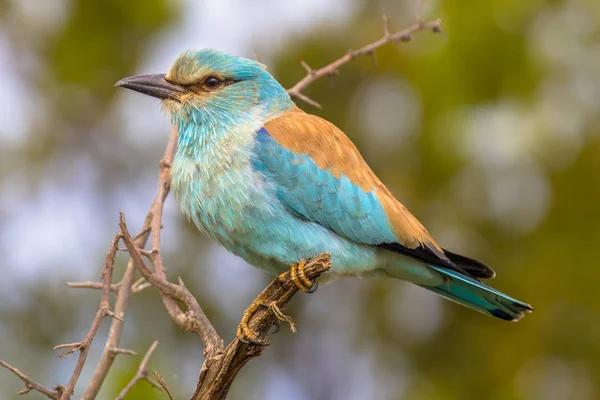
[116,49,294,132]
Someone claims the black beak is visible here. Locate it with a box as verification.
[115,73,186,101]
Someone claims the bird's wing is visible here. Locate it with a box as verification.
[255,109,452,267]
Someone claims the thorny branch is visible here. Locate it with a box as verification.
[0,360,60,399]
[1,7,441,400]
[81,125,180,400]
[286,15,443,108]
[0,232,122,400]
[191,253,331,400]
[115,340,161,400]
[119,212,224,356]
[54,232,122,400]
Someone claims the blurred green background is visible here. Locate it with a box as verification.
[1,0,599,399]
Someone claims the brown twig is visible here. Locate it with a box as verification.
[82,125,178,399]
[286,15,443,108]
[115,341,162,400]
[119,213,224,357]
[192,253,331,400]
[65,281,120,292]
[50,232,121,399]
[0,360,61,399]
[112,348,138,356]
[153,371,175,400]
[65,277,150,294]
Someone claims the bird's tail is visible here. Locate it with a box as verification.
[421,265,533,321]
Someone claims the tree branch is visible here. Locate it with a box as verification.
[0,360,61,399]
[65,281,120,292]
[115,341,162,400]
[192,253,331,400]
[65,276,150,294]
[82,125,178,399]
[53,232,121,399]
[286,15,443,108]
[119,213,224,357]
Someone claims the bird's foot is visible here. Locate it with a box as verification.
[279,261,318,293]
[236,299,269,346]
[237,261,320,345]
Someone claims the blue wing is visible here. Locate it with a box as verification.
[253,126,399,246]
[252,111,470,273]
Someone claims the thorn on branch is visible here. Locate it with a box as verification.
[133,282,152,293]
[65,281,120,292]
[369,51,378,68]
[430,19,446,39]
[327,69,339,88]
[153,371,175,400]
[289,91,322,109]
[140,248,157,259]
[54,342,85,358]
[159,159,172,170]
[345,48,354,60]
[112,347,138,356]
[106,309,124,322]
[131,276,150,294]
[16,387,31,396]
[300,60,314,76]
[132,225,153,242]
[117,247,155,260]
[382,14,390,37]
[399,34,412,43]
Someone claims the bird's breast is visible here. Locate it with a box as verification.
[172,129,277,247]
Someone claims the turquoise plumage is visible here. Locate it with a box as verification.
[116,49,533,326]
[255,127,398,245]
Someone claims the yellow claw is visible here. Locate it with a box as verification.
[281,262,316,293]
[236,300,268,346]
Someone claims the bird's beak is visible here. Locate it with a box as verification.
[115,73,186,102]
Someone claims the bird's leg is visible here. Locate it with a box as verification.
[238,261,322,345]
[280,262,318,293]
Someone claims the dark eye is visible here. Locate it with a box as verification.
[204,76,222,89]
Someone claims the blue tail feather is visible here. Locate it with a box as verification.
[422,266,533,321]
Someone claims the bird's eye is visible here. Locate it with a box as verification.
[204,76,222,89]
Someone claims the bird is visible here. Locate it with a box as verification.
[116,48,532,342]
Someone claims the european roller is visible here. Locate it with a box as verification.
[116,49,532,342]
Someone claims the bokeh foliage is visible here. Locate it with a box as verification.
[1,0,599,399]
